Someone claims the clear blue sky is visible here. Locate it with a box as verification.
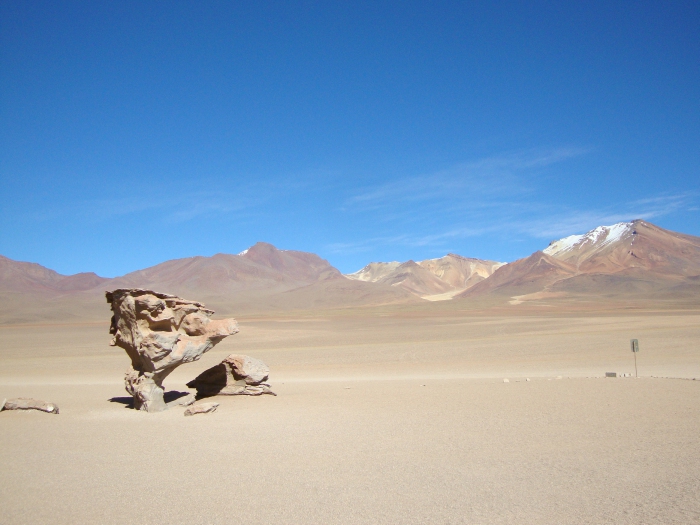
[1,1,698,276]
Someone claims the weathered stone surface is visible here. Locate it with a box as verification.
[167,392,196,408]
[106,289,239,413]
[184,402,219,416]
[187,354,276,397]
[1,398,59,414]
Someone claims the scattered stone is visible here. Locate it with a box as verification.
[187,354,276,398]
[167,393,196,408]
[1,398,59,414]
[184,402,219,416]
[503,378,510,383]
[526,378,531,382]
[106,289,239,413]
[606,372,617,378]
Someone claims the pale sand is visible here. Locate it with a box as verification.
[1,311,699,524]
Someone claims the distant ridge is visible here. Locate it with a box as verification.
[0,243,418,323]
[0,255,109,294]
[346,253,504,300]
[2,220,699,323]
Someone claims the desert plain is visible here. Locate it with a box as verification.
[1,303,699,524]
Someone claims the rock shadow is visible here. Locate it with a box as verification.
[109,390,192,409]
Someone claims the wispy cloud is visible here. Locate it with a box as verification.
[329,142,697,258]
[16,176,312,225]
[343,147,587,212]
[517,192,697,239]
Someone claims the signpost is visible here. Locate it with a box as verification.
[630,339,639,377]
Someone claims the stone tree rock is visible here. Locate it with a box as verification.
[106,289,239,412]
[187,354,276,397]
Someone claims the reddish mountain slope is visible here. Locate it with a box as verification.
[460,220,700,305]
[0,255,108,294]
[460,251,577,298]
[544,220,700,276]
[0,243,416,323]
[109,242,341,296]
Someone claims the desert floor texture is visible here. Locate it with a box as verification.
[1,308,699,524]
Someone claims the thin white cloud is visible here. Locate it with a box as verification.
[343,147,586,211]
[518,192,697,240]
[328,189,697,257]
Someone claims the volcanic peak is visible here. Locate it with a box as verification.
[544,221,635,258]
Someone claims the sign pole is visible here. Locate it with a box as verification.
[631,339,639,378]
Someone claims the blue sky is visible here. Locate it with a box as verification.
[1,1,698,276]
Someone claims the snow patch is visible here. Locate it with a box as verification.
[238,248,249,256]
[544,222,633,257]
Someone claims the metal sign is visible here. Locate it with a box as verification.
[630,339,639,377]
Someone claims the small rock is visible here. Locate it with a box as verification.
[503,378,509,383]
[1,398,59,414]
[184,402,219,416]
[526,378,531,382]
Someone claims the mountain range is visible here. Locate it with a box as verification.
[1,219,698,323]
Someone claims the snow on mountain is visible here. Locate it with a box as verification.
[544,222,634,258]
[461,219,700,306]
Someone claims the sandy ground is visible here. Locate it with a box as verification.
[1,310,699,524]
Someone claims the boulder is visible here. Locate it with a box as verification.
[187,354,276,398]
[106,289,239,412]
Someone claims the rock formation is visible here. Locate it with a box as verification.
[1,398,59,414]
[106,289,239,412]
[187,354,276,397]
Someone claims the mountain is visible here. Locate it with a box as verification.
[459,220,700,306]
[346,261,402,282]
[418,254,505,290]
[2,220,698,323]
[346,254,504,300]
[109,242,342,296]
[0,255,109,294]
[372,260,456,297]
[459,251,577,298]
[0,243,417,323]
[543,220,700,276]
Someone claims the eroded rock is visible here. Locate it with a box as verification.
[1,398,59,414]
[106,289,239,412]
[184,402,219,416]
[187,354,276,397]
